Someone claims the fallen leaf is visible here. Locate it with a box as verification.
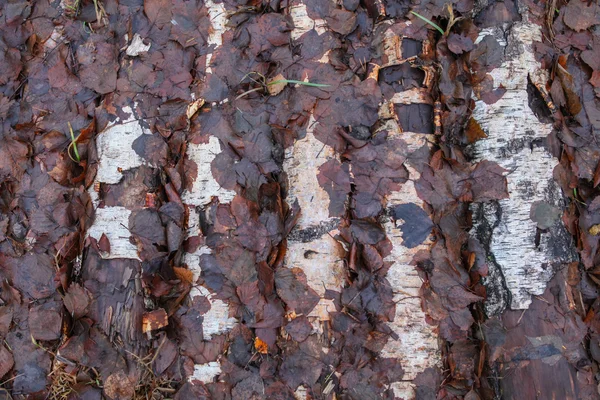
[29,302,63,341]
[563,0,600,31]
[63,284,92,319]
[530,201,561,230]
[267,74,287,96]
[173,266,195,284]
[465,118,487,143]
[254,337,268,354]
[0,345,13,379]
[104,370,135,400]
[391,203,434,248]
[98,233,111,255]
[187,99,205,120]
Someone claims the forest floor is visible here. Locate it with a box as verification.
[0,0,599,399]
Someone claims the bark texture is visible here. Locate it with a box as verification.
[470,14,575,315]
[379,93,441,398]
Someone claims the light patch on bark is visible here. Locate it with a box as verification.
[294,386,309,400]
[183,1,237,382]
[382,28,404,68]
[87,206,139,260]
[204,0,227,73]
[284,115,346,321]
[182,137,236,207]
[381,173,440,399]
[470,19,575,314]
[289,2,327,41]
[183,209,237,339]
[95,106,149,185]
[389,87,433,105]
[189,361,222,384]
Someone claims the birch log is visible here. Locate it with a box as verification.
[184,0,238,384]
[82,106,150,351]
[283,113,346,324]
[378,88,441,399]
[469,13,575,315]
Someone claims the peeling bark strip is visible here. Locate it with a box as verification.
[470,16,575,314]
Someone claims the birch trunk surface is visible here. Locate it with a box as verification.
[85,3,578,399]
[470,13,575,315]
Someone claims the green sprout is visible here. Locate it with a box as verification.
[67,122,81,162]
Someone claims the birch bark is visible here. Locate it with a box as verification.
[469,11,575,315]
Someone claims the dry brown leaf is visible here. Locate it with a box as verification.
[174,266,195,284]
[104,370,135,400]
[254,337,269,354]
[187,98,205,119]
[465,118,487,143]
[267,74,287,96]
[0,345,13,380]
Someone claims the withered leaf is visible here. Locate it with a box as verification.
[0,345,13,380]
[392,203,434,248]
[563,0,600,31]
[29,302,63,341]
[63,283,92,319]
[530,201,561,230]
[285,316,312,342]
[267,74,287,96]
[98,233,111,255]
[465,118,488,143]
[103,370,135,400]
[447,33,474,55]
[350,220,386,244]
[317,159,351,217]
[275,268,320,315]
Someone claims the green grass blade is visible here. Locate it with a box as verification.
[268,79,330,88]
[68,122,81,162]
[410,11,445,35]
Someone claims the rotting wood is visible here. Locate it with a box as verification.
[469,12,576,315]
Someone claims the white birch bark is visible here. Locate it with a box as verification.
[185,0,238,384]
[87,105,150,260]
[377,89,441,399]
[283,114,347,324]
[283,0,346,334]
[469,14,575,315]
